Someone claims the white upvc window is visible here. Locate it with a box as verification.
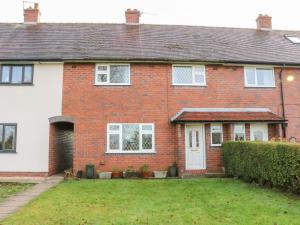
[211,123,223,146]
[107,123,155,153]
[233,124,246,141]
[250,124,269,141]
[244,67,275,87]
[172,65,206,86]
[95,64,130,85]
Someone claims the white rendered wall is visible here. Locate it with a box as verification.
[0,63,63,172]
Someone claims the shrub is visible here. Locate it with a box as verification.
[222,141,300,194]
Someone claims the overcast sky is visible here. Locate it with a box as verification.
[0,0,299,30]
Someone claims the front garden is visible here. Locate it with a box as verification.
[1,178,300,225]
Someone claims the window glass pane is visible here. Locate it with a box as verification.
[97,65,108,71]
[1,66,10,83]
[211,125,222,132]
[11,66,23,84]
[122,124,139,151]
[235,133,245,141]
[0,125,3,150]
[24,66,33,83]
[142,125,152,131]
[245,68,256,85]
[196,131,199,147]
[195,74,205,84]
[257,69,274,86]
[212,133,222,145]
[234,124,244,133]
[142,134,152,150]
[96,74,107,83]
[109,134,119,150]
[173,66,193,84]
[110,65,129,83]
[189,131,192,147]
[4,126,16,150]
[254,131,263,141]
[109,125,120,131]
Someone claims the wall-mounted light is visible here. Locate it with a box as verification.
[287,75,295,82]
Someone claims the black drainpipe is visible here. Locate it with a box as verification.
[279,65,287,138]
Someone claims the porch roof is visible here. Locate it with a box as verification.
[171,108,286,123]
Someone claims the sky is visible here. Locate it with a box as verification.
[0,0,300,30]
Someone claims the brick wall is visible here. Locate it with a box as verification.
[62,63,294,175]
[48,122,74,175]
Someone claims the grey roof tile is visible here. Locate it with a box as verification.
[0,23,300,64]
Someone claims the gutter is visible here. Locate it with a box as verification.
[279,66,287,138]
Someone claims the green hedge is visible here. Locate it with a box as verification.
[222,141,300,194]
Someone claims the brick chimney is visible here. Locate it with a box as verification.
[125,9,141,24]
[24,3,41,24]
[256,14,272,30]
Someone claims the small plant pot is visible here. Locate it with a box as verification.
[99,172,112,179]
[76,170,83,179]
[141,171,152,179]
[111,171,123,178]
[154,171,167,178]
[169,165,178,177]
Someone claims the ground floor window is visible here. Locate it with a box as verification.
[211,123,223,146]
[234,124,246,141]
[107,123,155,153]
[250,124,268,141]
[0,124,17,152]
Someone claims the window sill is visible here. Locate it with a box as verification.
[106,151,156,154]
[244,86,276,88]
[0,83,34,86]
[0,151,17,154]
[210,145,222,148]
[172,84,207,87]
[94,83,131,86]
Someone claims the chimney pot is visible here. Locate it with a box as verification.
[24,3,41,24]
[125,8,141,24]
[256,14,272,30]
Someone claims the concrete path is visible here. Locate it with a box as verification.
[0,174,63,221]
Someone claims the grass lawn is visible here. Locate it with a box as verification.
[1,178,300,225]
[0,183,33,202]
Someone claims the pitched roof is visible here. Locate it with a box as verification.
[171,108,285,123]
[1,23,300,64]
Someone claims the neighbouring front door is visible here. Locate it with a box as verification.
[185,125,206,170]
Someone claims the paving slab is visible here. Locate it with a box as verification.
[0,174,63,221]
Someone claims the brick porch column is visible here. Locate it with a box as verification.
[176,124,185,177]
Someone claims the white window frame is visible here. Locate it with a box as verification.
[244,66,275,88]
[172,65,206,86]
[233,123,246,141]
[106,123,155,153]
[95,63,131,85]
[210,123,223,147]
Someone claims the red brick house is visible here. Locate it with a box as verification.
[0,4,300,177]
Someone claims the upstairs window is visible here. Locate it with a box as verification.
[211,124,223,146]
[107,123,155,153]
[0,124,17,152]
[0,65,33,84]
[233,124,246,141]
[244,67,275,87]
[95,64,130,85]
[172,65,206,86]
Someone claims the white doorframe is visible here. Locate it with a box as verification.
[185,124,206,170]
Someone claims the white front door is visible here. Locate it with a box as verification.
[185,125,206,170]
